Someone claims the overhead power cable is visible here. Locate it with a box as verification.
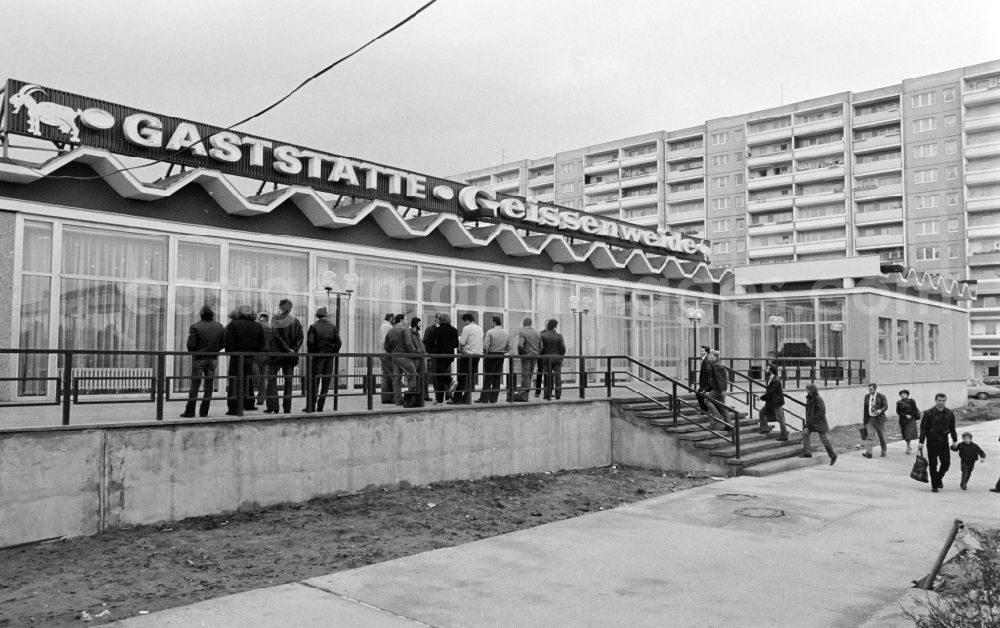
[17,0,438,182]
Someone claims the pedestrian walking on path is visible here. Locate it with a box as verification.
[896,389,920,455]
[918,392,958,492]
[953,431,986,490]
[862,383,888,458]
[759,364,788,440]
[800,383,837,465]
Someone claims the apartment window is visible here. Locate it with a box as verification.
[735,218,745,231]
[736,240,746,252]
[912,117,937,133]
[947,193,959,207]
[735,196,745,207]
[896,320,910,361]
[948,244,959,259]
[944,140,958,155]
[914,195,939,210]
[712,176,730,189]
[878,318,892,360]
[943,87,956,102]
[560,182,576,193]
[913,143,938,159]
[712,219,730,233]
[944,114,957,127]
[712,154,728,166]
[560,163,575,174]
[735,173,745,185]
[928,324,939,361]
[914,168,939,184]
[947,218,959,232]
[712,241,730,255]
[712,197,730,210]
[711,132,728,146]
[911,92,936,108]
[915,246,940,261]
[946,166,958,180]
[914,322,925,361]
[735,151,744,162]
[915,220,939,235]
[734,129,743,142]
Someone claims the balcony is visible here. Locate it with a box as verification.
[854,207,903,225]
[666,167,704,183]
[491,179,520,193]
[968,250,1000,266]
[527,174,554,187]
[666,187,704,203]
[667,208,705,225]
[796,190,845,207]
[583,179,620,195]
[665,145,703,162]
[968,224,1000,239]
[747,243,795,259]
[746,125,792,146]
[967,168,1000,186]
[747,173,793,191]
[852,108,901,128]
[748,221,794,236]
[852,158,901,177]
[793,117,845,136]
[620,193,658,209]
[853,182,903,200]
[796,238,847,254]
[620,173,659,188]
[795,140,845,160]
[747,150,792,169]
[530,192,554,203]
[746,195,794,213]
[583,198,620,213]
[968,196,1000,212]
[967,141,1000,159]
[965,113,1000,133]
[795,164,847,184]
[795,213,847,230]
[584,159,619,175]
[620,151,658,168]
[852,134,901,153]
[855,233,903,249]
[964,86,1000,106]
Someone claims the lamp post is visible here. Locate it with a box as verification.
[686,307,704,385]
[318,270,359,411]
[768,315,785,356]
[569,294,593,398]
[830,322,843,381]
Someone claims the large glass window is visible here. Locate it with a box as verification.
[928,324,939,361]
[177,242,220,283]
[896,320,910,361]
[18,222,53,395]
[878,318,892,361]
[914,322,926,361]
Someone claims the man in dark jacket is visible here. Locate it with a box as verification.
[425,313,459,404]
[862,383,889,458]
[265,298,303,414]
[181,305,226,418]
[708,350,732,428]
[918,393,958,492]
[384,313,417,405]
[696,345,714,415]
[225,304,266,416]
[253,313,273,408]
[305,306,342,412]
[539,319,566,400]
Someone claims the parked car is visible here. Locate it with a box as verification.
[983,376,1000,387]
[967,379,1000,400]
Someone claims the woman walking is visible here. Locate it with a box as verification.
[759,365,789,441]
[896,389,920,455]
[800,383,838,465]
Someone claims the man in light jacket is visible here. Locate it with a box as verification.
[449,313,483,404]
[862,383,889,458]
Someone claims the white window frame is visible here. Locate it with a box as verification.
[911,92,935,108]
[912,117,937,133]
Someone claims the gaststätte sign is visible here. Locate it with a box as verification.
[2,78,710,261]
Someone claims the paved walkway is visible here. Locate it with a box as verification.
[112,421,1000,628]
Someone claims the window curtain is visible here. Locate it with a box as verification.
[18,275,50,396]
[173,286,221,392]
[63,227,167,280]
[23,221,52,273]
[177,242,220,283]
[229,246,307,293]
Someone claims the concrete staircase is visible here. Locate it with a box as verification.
[620,397,826,476]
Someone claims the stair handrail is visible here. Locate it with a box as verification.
[619,356,741,457]
[719,363,806,433]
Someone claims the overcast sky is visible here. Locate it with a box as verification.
[3,1,998,177]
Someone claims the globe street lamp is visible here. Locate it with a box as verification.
[686,307,704,385]
[768,315,785,357]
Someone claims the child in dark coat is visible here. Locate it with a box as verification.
[951,432,986,490]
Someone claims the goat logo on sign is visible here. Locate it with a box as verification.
[9,84,82,142]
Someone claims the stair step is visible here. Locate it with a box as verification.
[741,455,826,477]
[725,444,805,467]
[691,432,774,448]
[709,436,803,458]
[656,416,753,433]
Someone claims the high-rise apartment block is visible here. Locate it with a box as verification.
[451,59,1000,376]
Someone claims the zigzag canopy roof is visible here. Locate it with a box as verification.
[0,147,732,284]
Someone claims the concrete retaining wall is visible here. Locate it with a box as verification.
[610,407,729,477]
[778,381,967,429]
[0,401,611,548]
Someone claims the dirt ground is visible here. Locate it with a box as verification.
[2,405,995,627]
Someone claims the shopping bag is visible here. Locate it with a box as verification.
[910,453,929,483]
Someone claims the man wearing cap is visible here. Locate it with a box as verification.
[305,306,342,412]
[539,319,566,400]
[181,304,226,418]
[224,304,266,416]
[265,298,303,414]
[384,313,418,405]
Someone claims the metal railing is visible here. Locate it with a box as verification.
[717,364,807,436]
[686,356,866,389]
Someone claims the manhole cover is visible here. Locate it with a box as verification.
[734,507,786,518]
[716,493,758,501]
